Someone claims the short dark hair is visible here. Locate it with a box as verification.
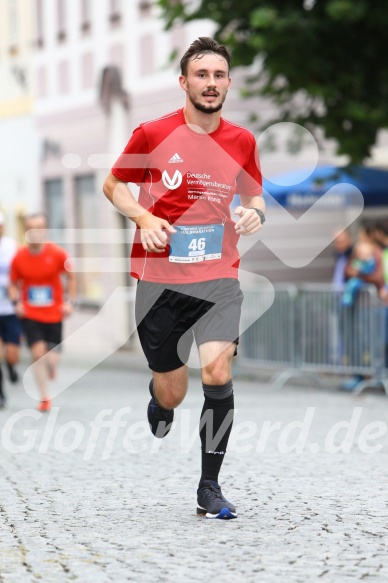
[23,212,48,226]
[180,37,231,76]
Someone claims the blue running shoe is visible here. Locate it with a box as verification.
[197,480,237,519]
[339,375,364,392]
[147,381,174,438]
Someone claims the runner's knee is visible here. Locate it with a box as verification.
[201,349,234,386]
[153,368,188,409]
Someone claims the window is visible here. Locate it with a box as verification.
[58,60,69,94]
[81,52,93,89]
[8,0,19,53]
[139,0,152,18]
[56,0,66,42]
[109,0,121,26]
[171,26,186,59]
[74,175,102,302]
[80,0,91,33]
[37,66,47,98]
[139,34,154,76]
[35,0,44,48]
[45,179,65,230]
[75,175,95,230]
[109,44,123,73]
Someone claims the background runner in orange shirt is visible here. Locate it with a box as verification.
[9,213,76,411]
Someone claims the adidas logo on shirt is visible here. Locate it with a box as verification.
[168,153,183,163]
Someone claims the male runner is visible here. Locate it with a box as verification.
[9,213,76,411]
[0,212,21,408]
[103,37,265,519]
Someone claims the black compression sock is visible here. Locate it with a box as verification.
[199,381,234,487]
[6,362,18,383]
[0,364,4,401]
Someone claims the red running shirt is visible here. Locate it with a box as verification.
[112,108,262,284]
[10,243,69,323]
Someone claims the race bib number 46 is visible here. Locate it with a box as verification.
[169,224,224,263]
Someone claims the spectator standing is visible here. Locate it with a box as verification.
[346,221,385,292]
[332,228,353,286]
[342,241,378,307]
[340,221,385,391]
[375,220,388,367]
[374,219,388,298]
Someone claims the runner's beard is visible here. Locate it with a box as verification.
[189,92,226,114]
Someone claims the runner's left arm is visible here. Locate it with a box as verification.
[8,281,20,304]
[62,267,77,317]
[8,278,24,317]
[234,194,266,236]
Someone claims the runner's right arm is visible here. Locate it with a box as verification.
[103,173,175,253]
[8,281,24,317]
[8,281,19,304]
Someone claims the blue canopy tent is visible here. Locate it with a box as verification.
[261,165,388,209]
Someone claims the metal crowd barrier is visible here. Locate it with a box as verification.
[240,284,304,389]
[239,283,388,394]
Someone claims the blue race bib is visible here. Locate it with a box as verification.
[169,224,224,263]
[27,286,54,307]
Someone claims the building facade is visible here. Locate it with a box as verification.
[0,0,39,239]
[31,0,216,353]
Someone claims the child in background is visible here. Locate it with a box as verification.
[375,220,388,301]
[342,241,377,306]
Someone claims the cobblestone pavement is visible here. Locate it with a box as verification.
[1,355,388,583]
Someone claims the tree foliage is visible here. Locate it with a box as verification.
[158,0,388,163]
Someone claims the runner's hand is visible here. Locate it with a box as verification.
[135,211,176,253]
[62,302,74,317]
[234,206,263,236]
[15,302,25,318]
[379,287,388,304]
